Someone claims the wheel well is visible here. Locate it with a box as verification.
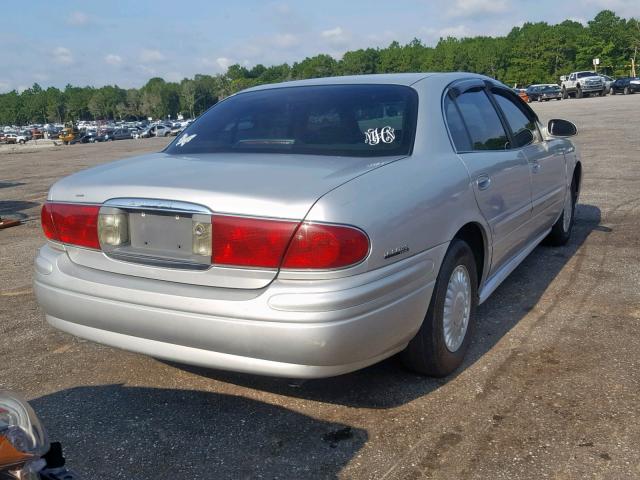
[453,223,486,285]
[573,161,582,195]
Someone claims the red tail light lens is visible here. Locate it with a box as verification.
[212,215,299,268]
[282,223,369,269]
[40,202,100,249]
[40,203,57,241]
[211,216,369,270]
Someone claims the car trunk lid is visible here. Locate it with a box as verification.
[49,151,401,289]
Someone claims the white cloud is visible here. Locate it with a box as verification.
[216,57,233,70]
[321,27,344,39]
[447,0,510,17]
[438,25,471,37]
[272,33,298,48]
[0,81,10,92]
[68,11,89,26]
[139,49,165,63]
[52,47,74,65]
[583,0,640,17]
[105,54,122,66]
[164,71,183,82]
[320,26,352,48]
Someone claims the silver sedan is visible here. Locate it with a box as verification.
[34,73,581,378]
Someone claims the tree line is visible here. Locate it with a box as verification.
[1,10,638,126]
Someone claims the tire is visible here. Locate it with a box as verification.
[18,139,25,144]
[401,239,478,377]
[624,86,630,95]
[610,89,616,95]
[538,96,543,102]
[562,88,568,99]
[545,176,577,246]
[576,86,583,99]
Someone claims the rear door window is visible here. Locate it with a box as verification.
[453,89,508,151]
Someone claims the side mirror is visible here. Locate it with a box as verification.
[548,119,577,137]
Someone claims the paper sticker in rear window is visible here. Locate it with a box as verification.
[176,133,197,147]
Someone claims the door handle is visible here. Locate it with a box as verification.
[476,174,491,191]
[531,162,541,173]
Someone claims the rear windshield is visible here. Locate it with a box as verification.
[165,84,418,157]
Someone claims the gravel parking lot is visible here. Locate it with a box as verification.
[1,95,639,479]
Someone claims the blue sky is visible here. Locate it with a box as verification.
[2,0,639,93]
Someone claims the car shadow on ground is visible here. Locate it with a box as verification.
[31,384,367,479]
[166,204,603,409]
[0,181,25,189]
[0,200,39,220]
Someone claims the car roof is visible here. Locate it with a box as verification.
[240,72,500,93]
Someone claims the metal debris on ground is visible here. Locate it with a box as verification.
[0,216,21,229]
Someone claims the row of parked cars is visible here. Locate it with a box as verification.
[0,119,193,145]
[66,122,189,144]
[515,72,640,103]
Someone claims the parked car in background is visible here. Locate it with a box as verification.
[169,125,185,136]
[599,74,615,94]
[93,129,115,142]
[610,77,640,95]
[526,84,562,102]
[112,128,134,140]
[35,73,582,379]
[70,132,97,144]
[4,133,28,144]
[147,124,170,137]
[561,71,605,98]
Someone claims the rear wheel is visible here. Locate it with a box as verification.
[562,88,568,99]
[576,86,583,98]
[624,86,630,95]
[611,89,616,95]
[402,239,478,377]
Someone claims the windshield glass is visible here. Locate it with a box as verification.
[577,72,597,79]
[542,85,560,92]
[165,84,418,157]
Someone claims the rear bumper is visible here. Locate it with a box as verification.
[34,244,443,378]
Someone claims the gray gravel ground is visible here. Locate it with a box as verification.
[1,94,639,479]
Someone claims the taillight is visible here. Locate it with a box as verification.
[282,223,369,269]
[212,215,298,268]
[40,202,100,249]
[40,203,57,241]
[210,215,369,270]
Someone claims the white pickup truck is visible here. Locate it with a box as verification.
[561,71,606,99]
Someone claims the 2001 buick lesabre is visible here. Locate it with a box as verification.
[34,73,581,378]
